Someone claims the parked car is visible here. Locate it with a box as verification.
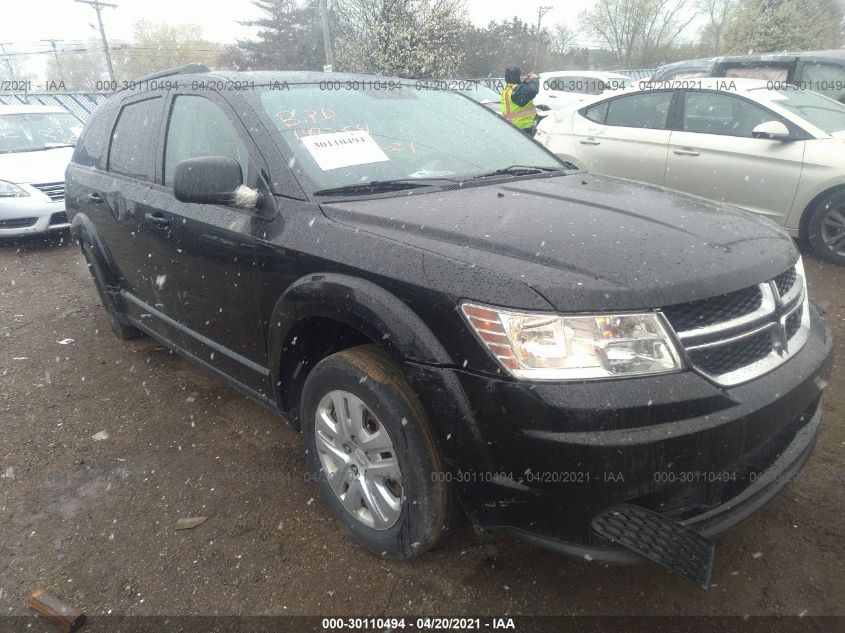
[533,71,633,128]
[536,78,845,265]
[67,66,831,587]
[652,50,845,103]
[0,105,81,237]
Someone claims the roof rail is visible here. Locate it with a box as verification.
[122,63,210,87]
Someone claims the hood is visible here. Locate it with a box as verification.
[830,130,845,140]
[0,147,75,184]
[321,175,797,312]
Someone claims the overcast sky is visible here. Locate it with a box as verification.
[2,0,596,53]
[0,0,597,80]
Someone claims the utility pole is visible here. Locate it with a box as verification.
[41,39,66,83]
[73,0,117,83]
[535,5,552,69]
[0,43,15,78]
[318,0,335,71]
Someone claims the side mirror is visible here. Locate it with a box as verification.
[752,121,792,141]
[173,155,259,208]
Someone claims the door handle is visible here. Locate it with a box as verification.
[87,192,104,204]
[580,137,601,145]
[144,212,170,228]
[673,147,700,156]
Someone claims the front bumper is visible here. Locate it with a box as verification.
[409,304,832,559]
[0,188,69,237]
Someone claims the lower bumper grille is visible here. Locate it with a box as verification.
[49,211,69,225]
[0,217,38,229]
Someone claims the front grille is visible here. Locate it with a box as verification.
[689,329,774,376]
[774,268,797,296]
[32,181,65,202]
[662,285,762,331]
[49,211,69,225]
[662,262,810,387]
[0,217,37,229]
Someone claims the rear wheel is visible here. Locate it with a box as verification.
[301,344,453,559]
[79,239,142,340]
[807,190,845,266]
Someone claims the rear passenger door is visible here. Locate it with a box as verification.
[143,90,271,395]
[573,91,673,185]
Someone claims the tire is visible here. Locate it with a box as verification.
[79,239,142,340]
[301,344,453,559]
[806,189,845,266]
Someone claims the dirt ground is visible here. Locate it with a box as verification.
[1,232,843,624]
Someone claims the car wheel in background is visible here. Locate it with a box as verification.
[807,190,845,266]
[301,344,453,559]
[79,239,143,340]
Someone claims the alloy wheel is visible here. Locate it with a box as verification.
[820,204,845,257]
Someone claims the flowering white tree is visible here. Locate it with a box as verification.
[333,0,469,78]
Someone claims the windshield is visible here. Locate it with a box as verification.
[457,83,501,103]
[753,87,845,134]
[0,111,83,153]
[255,83,562,193]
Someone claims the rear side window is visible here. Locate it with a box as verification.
[74,110,113,170]
[583,101,609,124]
[605,92,673,129]
[163,95,251,187]
[108,98,161,181]
[723,65,788,81]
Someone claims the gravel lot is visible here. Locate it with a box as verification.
[1,232,843,624]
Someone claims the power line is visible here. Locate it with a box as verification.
[73,0,117,82]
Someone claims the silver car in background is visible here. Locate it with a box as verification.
[536,78,845,265]
[0,105,82,238]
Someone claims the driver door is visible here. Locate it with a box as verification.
[143,90,272,395]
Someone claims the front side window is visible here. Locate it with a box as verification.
[604,91,673,129]
[253,83,561,193]
[108,98,161,181]
[752,86,845,134]
[163,96,251,187]
[682,92,774,137]
[0,111,82,154]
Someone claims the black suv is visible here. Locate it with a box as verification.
[67,66,831,587]
[652,50,845,103]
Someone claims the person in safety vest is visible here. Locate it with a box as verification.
[501,67,539,134]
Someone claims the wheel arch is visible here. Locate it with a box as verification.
[797,183,845,239]
[267,273,454,429]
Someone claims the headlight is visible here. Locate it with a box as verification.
[0,180,29,198]
[461,303,683,380]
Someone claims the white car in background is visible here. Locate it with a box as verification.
[536,78,845,265]
[533,71,633,125]
[0,105,82,238]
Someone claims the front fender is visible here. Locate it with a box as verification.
[267,273,455,407]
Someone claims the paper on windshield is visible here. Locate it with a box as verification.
[301,130,389,171]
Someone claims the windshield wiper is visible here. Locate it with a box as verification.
[1,144,76,154]
[313,177,458,197]
[468,165,567,180]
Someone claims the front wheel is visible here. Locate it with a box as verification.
[807,190,845,266]
[301,344,453,559]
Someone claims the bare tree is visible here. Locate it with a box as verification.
[579,0,697,67]
[697,0,737,55]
